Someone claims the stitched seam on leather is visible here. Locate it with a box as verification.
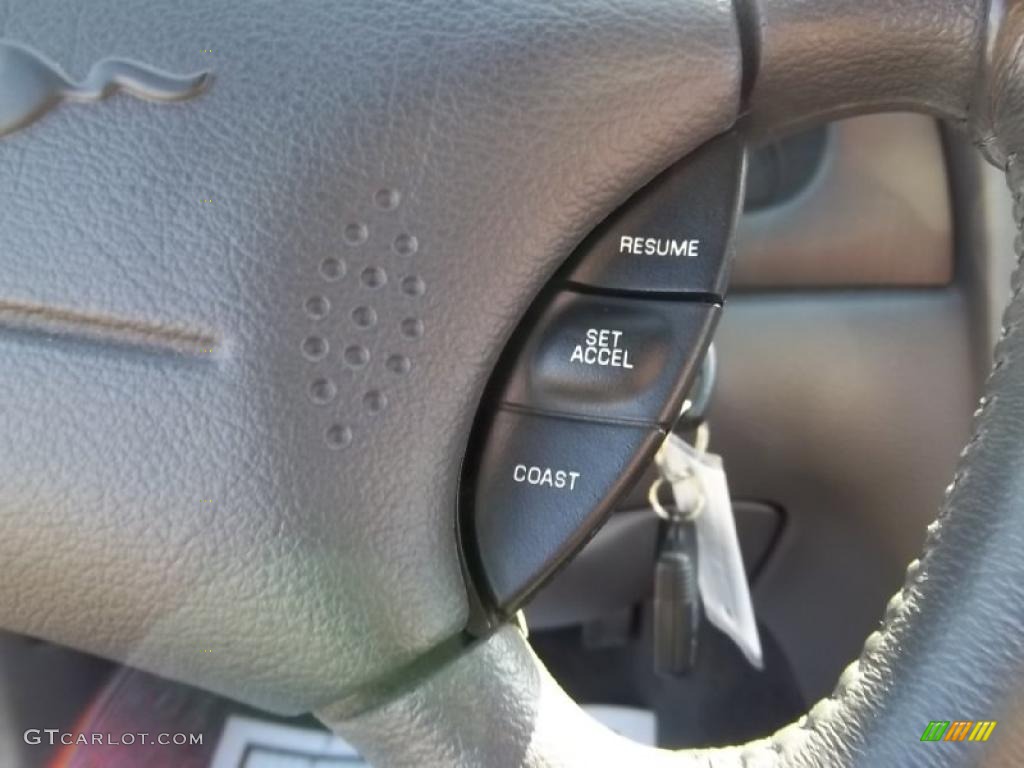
[712,146,1024,768]
[742,152,1024,767]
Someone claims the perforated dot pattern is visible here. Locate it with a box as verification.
[300,188,425,449]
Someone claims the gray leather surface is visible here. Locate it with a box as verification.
[0,0,741,713]
[325,1,1024,767]
[746,0,987,138]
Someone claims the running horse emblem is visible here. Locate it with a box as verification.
[0,41,209,138]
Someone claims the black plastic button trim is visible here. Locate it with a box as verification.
[566,132,744,297]
[471,408,661,610]
[501,291,718,425]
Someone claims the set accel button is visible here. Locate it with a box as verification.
[570,328,634,369]
[501,291,718,426]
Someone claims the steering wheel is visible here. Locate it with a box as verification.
[2,0,1023,764]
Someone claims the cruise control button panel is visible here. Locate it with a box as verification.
[462,131,745,616]
[566,132,744,297]
[501,292,718,425]
[472,408,660,609]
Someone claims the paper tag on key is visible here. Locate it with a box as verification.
[656,432,764,670]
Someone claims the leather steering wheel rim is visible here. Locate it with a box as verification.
[1,0,1023,765]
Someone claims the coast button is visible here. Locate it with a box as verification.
[501,291,718,425]
[472,408,660,610]
[566,132,744,297]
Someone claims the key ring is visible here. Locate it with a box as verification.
[648,473,705,523]
[650,396,711,523]
[648,476,673,521]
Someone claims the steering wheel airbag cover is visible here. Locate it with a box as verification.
[0,0,741,712]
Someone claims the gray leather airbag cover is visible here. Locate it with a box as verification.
[0,0,740,712]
